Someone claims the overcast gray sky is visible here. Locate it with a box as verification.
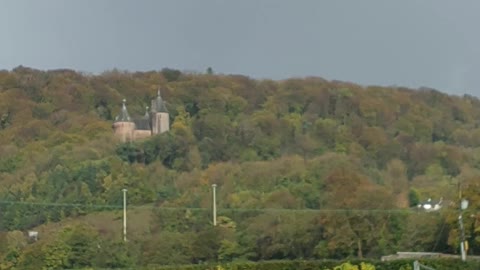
[1,0,479,96]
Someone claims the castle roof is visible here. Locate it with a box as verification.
[114,99,132,122]
[152,89,168,113]
[133,106,151,130]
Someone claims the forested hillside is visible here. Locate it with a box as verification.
[1,66,480,269]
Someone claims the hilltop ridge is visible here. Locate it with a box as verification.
[1,67,480,268]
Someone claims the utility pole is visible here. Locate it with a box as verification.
[459,199,469,261]
[122,188,128,242]
[212,184,217,226]
[459,214,466,261]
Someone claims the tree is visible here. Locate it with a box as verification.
[161,68,181,82]
[322,167,396,258]
[242,212,318,260]
[383,159,409,208]
[191,227,222,263]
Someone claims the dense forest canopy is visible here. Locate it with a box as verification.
[1,66,480,269]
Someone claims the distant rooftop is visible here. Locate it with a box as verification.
[114,99,132,122]
[417,198,443,211]
[152,89,168,113]
[133,106,151,130]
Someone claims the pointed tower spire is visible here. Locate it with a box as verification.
[115,98,132,122]
[152,88,168,113]
[144,106,150,118]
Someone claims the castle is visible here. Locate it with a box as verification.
[112,90,170,142]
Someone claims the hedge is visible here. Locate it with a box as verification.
[125,259,480,270]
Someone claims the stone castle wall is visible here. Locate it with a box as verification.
[134,130,152,141]
[152,112,170,134]
[113,122,135,142]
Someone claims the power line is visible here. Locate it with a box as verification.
[0,200,121,209]
[0,200,453,215]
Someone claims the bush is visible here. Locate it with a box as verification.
[135,259,480,270]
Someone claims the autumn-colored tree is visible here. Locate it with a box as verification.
[1,67,480,267]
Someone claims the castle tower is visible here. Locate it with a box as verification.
[151,89,169,134]
[113,99,135,142]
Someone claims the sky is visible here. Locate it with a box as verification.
[1,0,480,96]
